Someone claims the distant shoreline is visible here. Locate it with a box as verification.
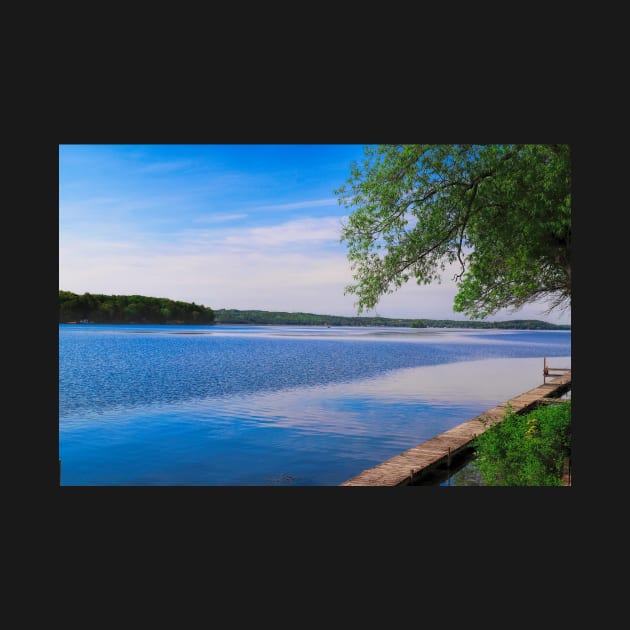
[211,309,570,330]
[60,319,570,331]
[59,291,570,330]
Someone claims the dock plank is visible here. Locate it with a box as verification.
[340,370,571,486]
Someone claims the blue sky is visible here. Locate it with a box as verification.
[59,144,571,324]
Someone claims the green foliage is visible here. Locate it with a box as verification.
[410,320,426,328]
[213,309,569,329]
[58,291,215,324]
[472,400,571,486]
[59,293,569,330]
[336,144,571,319]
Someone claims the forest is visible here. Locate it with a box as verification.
[213,309,569,329]
[59,292,570,329]
[59,291,215,324]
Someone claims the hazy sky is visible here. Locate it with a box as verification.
[59,144,571,325]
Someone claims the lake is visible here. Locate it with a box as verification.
[59,324,571,486]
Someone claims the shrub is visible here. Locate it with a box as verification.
[472,399,571,486]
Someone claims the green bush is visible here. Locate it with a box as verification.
[472,399,571,486]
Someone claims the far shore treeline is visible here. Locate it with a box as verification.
[59,291,215,324]
[59,291,570,330]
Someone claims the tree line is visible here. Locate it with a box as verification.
[59,291,215,324]
[58,292,569,329]
[213,309,569,329]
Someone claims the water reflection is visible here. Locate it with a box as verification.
[60,354,570,485]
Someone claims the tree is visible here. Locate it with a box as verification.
[335,144,571,319]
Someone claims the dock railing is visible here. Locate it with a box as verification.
[543,356,571,384]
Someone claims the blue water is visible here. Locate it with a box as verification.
[59,325,571,485]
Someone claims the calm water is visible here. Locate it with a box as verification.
[59,324,571,486]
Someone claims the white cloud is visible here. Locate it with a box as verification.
[250,198,339,212]
[194,213,248,224]
[59,194,192,220]
[59,215,570,325]
[223,217,343,247]
[136,160,195,173]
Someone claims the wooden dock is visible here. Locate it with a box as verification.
[340,364,571,486]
